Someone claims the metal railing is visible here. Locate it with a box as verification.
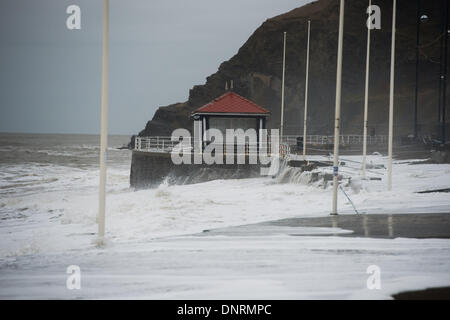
[134,136,182,153]
[281,135,388,146]
[134,136,273,155]
[135,134,388,153]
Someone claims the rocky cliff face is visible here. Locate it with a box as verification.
[138,0,449,139]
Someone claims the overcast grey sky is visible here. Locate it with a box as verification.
[0,0,309,135]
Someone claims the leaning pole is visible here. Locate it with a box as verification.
[98,0,109,243]
[387,0,397,191]
[331,0,345,215]
[362,0,372,178]
[303,20,311,161]
[280,31,287,143]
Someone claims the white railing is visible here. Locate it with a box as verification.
[134,136,183,153]
[135,135,388,153]
[281,135,388,146]
[134,136,271,154]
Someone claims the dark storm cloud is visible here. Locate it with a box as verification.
[0,0,310,134]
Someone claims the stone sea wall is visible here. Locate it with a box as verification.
[130,151,262,189]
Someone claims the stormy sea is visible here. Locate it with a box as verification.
[0,133,131,202]
[1,133,450,299]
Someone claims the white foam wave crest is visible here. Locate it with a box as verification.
[1,153,450,260]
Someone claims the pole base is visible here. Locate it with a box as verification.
[95,236,106,247]
[330,212,338,216]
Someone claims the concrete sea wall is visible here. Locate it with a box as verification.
[130,151,262,189]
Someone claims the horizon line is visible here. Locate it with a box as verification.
[0,131,135,136]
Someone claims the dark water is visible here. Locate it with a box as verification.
[0,133,131,168]
[0,133,132,198]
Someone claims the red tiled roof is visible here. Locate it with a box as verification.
[192,92,270,115]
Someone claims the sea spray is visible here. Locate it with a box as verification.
[273,160,328,186]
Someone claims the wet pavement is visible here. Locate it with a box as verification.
[200,213,450,239]
[393,286,450,300]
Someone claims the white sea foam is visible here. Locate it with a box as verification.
[2,153,450,259]
[1,135,450,255]
[1,134,450,298]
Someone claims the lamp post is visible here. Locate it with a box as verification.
[303,20,311,160]
[280,32,287,143]
[98,0,109,244]
[413,0,428,139]
[331,0,345,215]
[387,0,397,192]
[362,0,372,179]
[440,0,448,144]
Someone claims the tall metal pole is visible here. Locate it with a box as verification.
[438,3,444,124]
[413,0,421,139]
[280,31,287,143]
[331,0,345,215]
[387,0,397,191]
[441,0,448,144]
[303,20,311,160]
[98,0,109,243]
[362,0,372,178]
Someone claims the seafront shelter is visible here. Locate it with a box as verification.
[191,91,271,151]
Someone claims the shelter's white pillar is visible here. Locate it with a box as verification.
[202,117,207,144]
[259,118,263,151]
[194,120,202,154]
